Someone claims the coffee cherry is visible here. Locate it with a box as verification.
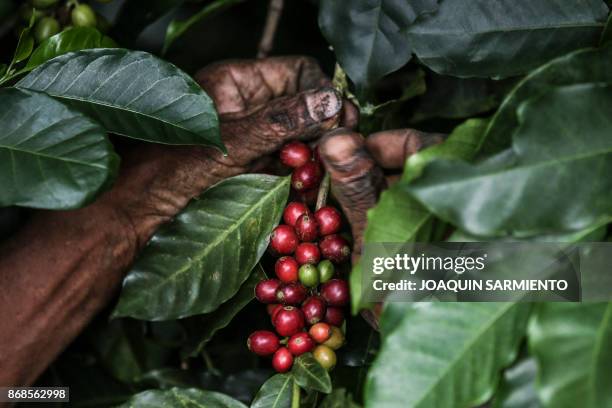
[247,330,280,356]
[270,304,283,323]
[291,162,322,192]
[255,279,281,304]
[295,242,320,265]
[298,264,319,288]
[33,0,59,8]
[319,234,350,263]
[275,256,299,283]
[272,347,294,373]
[324,307,345,326]
[34,17,60,43]
[287,332,315,356]
[309,322,332,343]
[269,225,299,255]
[283,202,310,227]
[273,306,305,337]
[295,213,319,242]
[320,279,349,306]
[71,4,97,27]
[314,206,342,236]
[318,260,335,283]
[276,282,307,305]
[323,326,345,350]
[280,141,312,168]
[313,345,337,370]
[267,303,281,315]
[302,296,326,324]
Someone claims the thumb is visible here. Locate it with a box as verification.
[220,88,342,165]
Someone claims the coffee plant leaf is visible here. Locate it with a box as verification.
[318,0,439,90]
[365,302,531,408]
[405,0,608,79]
[351,119,488,311]
[528,303,612,408]
[482,43,612,156]
[319,388,361,408]
[25,27,116,72]
[602,13,612,44]
[182,265,266,357]
[251,374,293,408]
[408,84,612,237]
[117,387,247,408]
[292,353,332,393]
[492,358,542,408]
[112,174,289,320]
[0,88,117,209]
[17,48,223,149]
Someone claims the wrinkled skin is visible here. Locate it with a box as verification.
[0,56,343,387]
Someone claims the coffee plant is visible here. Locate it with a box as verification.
[0,0,610,407]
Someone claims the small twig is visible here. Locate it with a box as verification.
[291,379,301,408]
[316,173,330,211]
[257,0,284,58]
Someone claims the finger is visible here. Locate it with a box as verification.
[219,88,342,166]
[340,100,359,130]
[366,129,447,169]
[318,129,386,262]
[195,56,330,114]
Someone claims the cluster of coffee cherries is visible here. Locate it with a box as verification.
[247,142,351,373]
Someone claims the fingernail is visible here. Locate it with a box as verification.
[305,88,342,122]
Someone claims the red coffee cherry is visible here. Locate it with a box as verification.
[319,234,350,263]
[309,322,332,343]
[272,347,294,373]
[287,332,315,356]
[275,256,299,283]
[269,225,299,255]
[280,141,312,168]
[270,304,284,323]
[283,202,310,227]
[247,330,280,356]
[255,279,281,304]
[295,213,319,242]
[314,206,342,236]
[267,303,280,315]
[273,306,305,337]
[302,295,326,325]
[324,306,345,326]
[291,162,322,192]
[276,282,307,305]
[295,242,321,265]
[320,279,349,306]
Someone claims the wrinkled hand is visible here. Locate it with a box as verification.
[0,57,343,387]
[317,127,447,329]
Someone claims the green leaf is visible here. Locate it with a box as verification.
[0,63,7,76]
[405,0,609,78]
[0,88,117,209]
[601,12,612,45]
[351,119,488,311]
[364,302,531,408]
[25,27,116,72]
[319,0,438,89]
[528,303,612,408]
[182,265,266,357]
[492,358,542,408]
[113,174,290,320]
[292,353,332,393]
[408,84,612,237]
[251,374,293,408]
[17,48,223,149]
[482,44,612,156]
[163,0,244,54]
[319,389,361,408]
[117,388,247,408]
[13,31,34,65]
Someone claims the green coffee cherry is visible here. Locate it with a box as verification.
[71,4,97,27]
[318,259,335,283]
[32,0,60,9]
[34,16,60,43]
[298,264,319,288]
